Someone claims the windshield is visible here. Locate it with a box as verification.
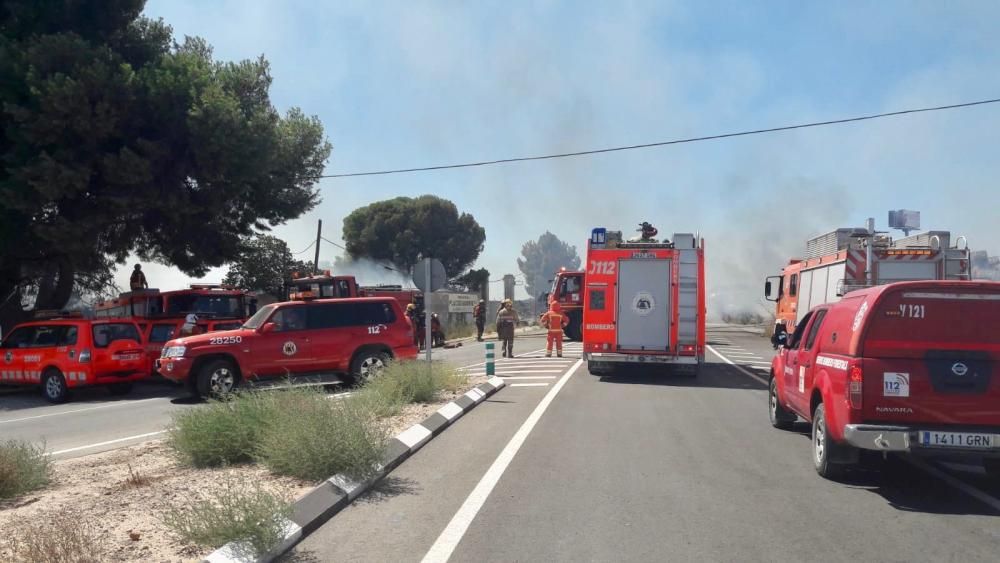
[242,303,276,330]
[166,294,244,318]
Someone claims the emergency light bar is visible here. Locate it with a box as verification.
[884,249,934,256]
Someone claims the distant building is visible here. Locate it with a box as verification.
[972,250,1000,281]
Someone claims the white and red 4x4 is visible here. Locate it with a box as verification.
[156,297,417,396]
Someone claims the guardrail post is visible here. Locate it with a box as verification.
[485,342,495,376]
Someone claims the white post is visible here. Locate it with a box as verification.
[425,257,432,363]
[865,217,875,285]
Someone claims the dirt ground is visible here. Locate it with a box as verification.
[0,376,486,562]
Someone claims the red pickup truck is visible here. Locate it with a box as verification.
[768,280,1000,480]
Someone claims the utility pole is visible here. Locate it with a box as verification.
[313,219,322,274]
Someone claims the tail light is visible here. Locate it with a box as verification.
[79,349,92,363]
[679,344,696,355]
[848,363,863,410]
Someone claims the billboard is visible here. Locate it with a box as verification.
[888,209,920,234]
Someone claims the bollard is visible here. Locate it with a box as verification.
[485,342,495,376]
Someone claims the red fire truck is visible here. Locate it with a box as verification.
[764,223,971,345]
[94,284,251,375]
[582,225,706,376]
[547,269,585,341]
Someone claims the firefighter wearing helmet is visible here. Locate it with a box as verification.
[539,300,569,357]
[495,299,519,358]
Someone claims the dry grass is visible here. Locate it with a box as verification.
[0,439,52,499]
[3,511,106,563]
[162,478,292,559]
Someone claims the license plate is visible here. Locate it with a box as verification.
[920,431,997,449]
[116,353,141,361]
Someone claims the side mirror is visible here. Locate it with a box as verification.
[764,280,772,296]
[763,276,782,302]
[260,322,277,334]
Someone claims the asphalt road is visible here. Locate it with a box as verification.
[0,331,527,459]
[288,329,1000,563]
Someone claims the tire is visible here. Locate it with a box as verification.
[195,359,239,398]
[350,350,390,384]
[42,369,69,404]
[984,458,1000,480]
[769,377,796,430]
[108,382,134,396]
[564,314,583,342]
[812,403,847,480]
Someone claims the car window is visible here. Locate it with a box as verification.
[271,307,307,332]
[2,326,35,348]
[149,324,177,343]
[788,311,813,349]
[307,303,355,329]
[804,309,828,351]
[30,325,61,348]
[357,302,396,325]
[59,326,79,346]
[92,323,141,348]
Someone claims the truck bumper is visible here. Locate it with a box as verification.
[843,424,1000,454]
[842,424,914,452]
[155,357,193,382]
[583,352,700,365]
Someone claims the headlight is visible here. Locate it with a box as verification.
[162,345,186,358]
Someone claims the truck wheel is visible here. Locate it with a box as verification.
[42,369,69,404]
[196,359,239,398]
[984,458,1000,480]
[108,382,134,396]
[350,350,390,384]
[812,403,847,480]
[769,377,796,430]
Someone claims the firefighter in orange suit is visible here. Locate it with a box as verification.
[539,301,569,357]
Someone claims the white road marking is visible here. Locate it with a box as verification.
[723,352,760,357]
[499,375,558,380]
[458,347,549,369]
[464,369,565,376]
[750,364,773,370]
[510,383,550,387]
[706,345,769,385]
[0,398,162,425]
[906,458,1000,513]
[47,430,167,456]
[422,359,583,563]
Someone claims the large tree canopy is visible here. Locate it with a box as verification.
[222,234,310,297]
[517,232,582,298]
[0,0,331,329]
[342,195,485,276]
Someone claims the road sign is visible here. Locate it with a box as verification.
[413,258,447,292]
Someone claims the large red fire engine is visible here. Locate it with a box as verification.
[582,224,706,376]
[547,269,585,341]
[764,222,970,345]
[94,284,251,374]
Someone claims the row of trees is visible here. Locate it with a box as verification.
[0,1,579,328]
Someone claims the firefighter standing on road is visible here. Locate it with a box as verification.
[473,299,486,341]
[496,299,519,358]
[539,300,569,357]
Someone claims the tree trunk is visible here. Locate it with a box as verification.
[34,259,76,311]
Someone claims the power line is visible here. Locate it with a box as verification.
[319,97,1000,179]
[291,240,316,255]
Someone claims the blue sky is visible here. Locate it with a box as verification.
[127,1,1000,311]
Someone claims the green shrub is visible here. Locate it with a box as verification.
[363,360,464,405]
[0,439,52,499]
[167,393,274,467]
[257,389,390,481]
[163,479,291,559]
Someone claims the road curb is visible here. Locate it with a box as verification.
[201,375,507,563]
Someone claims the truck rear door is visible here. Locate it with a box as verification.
[860,286,1000,427]
[616,258,671,352]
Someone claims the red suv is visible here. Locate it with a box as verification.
[769,281,1000,480]
[1,317,146,403]
[156,297,417,396]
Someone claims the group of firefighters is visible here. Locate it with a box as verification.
[470,298,568,358]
